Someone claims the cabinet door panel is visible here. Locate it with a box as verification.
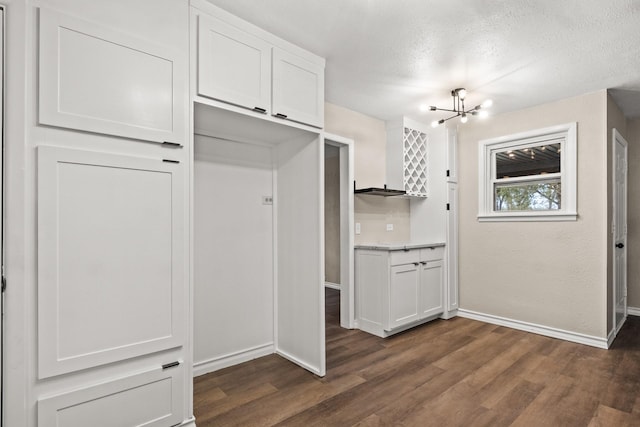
[38,146,185,378]
[197,14,271,112]
[420,260,444,318]
[39,8,184,144]
[388,264,420,330]
[272,48,324,128]
[38,365,185,427]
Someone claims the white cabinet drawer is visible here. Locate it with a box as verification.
[38,364,185,427]
[390,249,420,266]
[420,246,444,261]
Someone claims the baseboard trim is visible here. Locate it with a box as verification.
[628,306,640,316]
[276,348,325,377]
[193,343,274,377]
[177,416,196,427]
[324,281,340,290]
[457,309,608,349]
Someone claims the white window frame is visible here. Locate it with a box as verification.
[478,122,577,222]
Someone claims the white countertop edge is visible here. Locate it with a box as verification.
[354,242,445,251]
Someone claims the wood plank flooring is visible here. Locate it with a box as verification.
[194,289,640,426]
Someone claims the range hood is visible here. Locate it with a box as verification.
[353,182,406,197]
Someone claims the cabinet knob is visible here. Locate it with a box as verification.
[420,261,427,265]
[413,262,420,266]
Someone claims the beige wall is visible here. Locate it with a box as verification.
[325,102,411,244]
[627,118,640,309]
[606,93,628,332]
[458,91,609,338]
[324,146,340,284]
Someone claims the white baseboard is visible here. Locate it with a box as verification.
[177,416,196,427]
[276,348,325,377]
[628,306,640,316]
[193,343,274,377]
[457,309,608,349]
[324,281,340,290]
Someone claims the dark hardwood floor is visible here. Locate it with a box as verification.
[194,289,640,426]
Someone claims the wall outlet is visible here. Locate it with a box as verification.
[355,222,361,235]
[386,223,394,231]
[262,196,273,205]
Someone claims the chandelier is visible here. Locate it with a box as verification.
[425,88,492,127]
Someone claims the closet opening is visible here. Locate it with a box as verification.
[193,102,326,377]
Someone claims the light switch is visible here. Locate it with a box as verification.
[355,222,361,235]
[386,223,394,231]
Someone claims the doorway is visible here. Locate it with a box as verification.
[323,133,354,329]
[613,128,628,336]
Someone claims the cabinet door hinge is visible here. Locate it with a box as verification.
[446,203,450,211]
[446,170,450,177]
[1,275,6,292]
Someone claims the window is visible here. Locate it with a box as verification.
[478,123,577,221]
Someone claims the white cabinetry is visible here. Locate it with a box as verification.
[356,245,444,338]
[194,0,325,128]
[26,2,192,427]
[38,8,186,144]
[197,13,271,114]
[386,117,430,197]
[272,48,324,128]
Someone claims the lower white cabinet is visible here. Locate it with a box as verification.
[356,245,445,338]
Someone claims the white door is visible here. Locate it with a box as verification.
[613,129,628,335]
[388,264,421,329]
[420,260,444,318]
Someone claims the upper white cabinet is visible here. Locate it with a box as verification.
[197,14,271,114]
[192,1,325,128]
[38,8,186,144]
[386,117,430,197]
[272,48,324,128]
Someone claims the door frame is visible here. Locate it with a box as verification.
[612,128,628,338]
[323,133,355,329]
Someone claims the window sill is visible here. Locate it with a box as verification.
[477,212,578,222]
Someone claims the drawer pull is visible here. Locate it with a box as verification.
[275,113,288,119]
[253,106,267,114]
[162,141,183,148]
[162,361,180,370]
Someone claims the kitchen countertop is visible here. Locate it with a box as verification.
[354,242,445,251]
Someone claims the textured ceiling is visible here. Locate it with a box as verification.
[205,0,640,123]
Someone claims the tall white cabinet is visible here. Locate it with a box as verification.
[5,1,192,426]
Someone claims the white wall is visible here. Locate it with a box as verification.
[325,146,340,283]
[193,135,274,371]
[458,91,609,339]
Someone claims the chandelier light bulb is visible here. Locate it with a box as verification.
[431,120,439,128]
[478,110,489,119]
[458,88,467,100]
[419,104,429,112]
[481,99,493,108]
[460,113,468,123]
